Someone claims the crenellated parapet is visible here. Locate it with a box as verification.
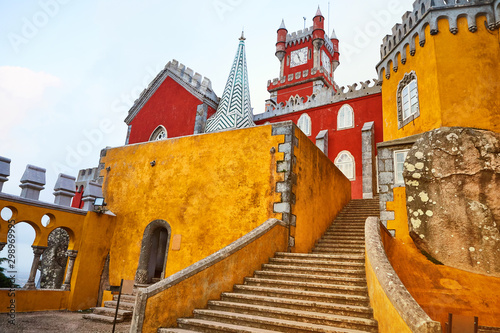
[285,27,336,58]
[125,59,219,125]
[0,156,101,211]
[256,79,381,121]
[376,0,499,81]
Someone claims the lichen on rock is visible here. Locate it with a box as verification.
[404,127,500,277]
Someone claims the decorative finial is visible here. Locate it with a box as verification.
[279,19,286,30]
[239,30,245,41]
[315,5,323,17]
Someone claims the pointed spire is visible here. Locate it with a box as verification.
[205,34,255,133]
[331,27,338,39]
[315,6,323,17]
[278,19,287,30]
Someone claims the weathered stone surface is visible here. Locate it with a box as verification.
[39,228,69,289]
[404,127,500,277]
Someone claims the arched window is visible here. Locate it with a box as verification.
[149,125,167,141]
[337,104,354,130]
[297,113,312,136]
[335,151,355,180]
[397,71,420,128]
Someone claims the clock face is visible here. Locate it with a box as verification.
[290,47,308,67]
[322,50,331,74]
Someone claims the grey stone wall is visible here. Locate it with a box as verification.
[361,122,375,199]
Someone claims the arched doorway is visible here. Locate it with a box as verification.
[135,220,171,285]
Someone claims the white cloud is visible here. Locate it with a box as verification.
[0,66,61,143]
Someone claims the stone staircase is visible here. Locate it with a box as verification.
[83,292,135,323]
[161,198,380,332]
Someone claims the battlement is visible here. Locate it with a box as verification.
[0,156,102,211]
[125,59,219,125]
[256,79,381,121]
[285,26,335,56]
[267,67,333,92]
[377,0,499,80]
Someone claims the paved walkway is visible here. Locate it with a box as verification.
[0,311,131,333]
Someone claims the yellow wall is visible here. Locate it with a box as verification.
[384,187,500,329]
[0,290,69,313]
[141,222,288,333]
[365,254,413,333]
[68,212,116,310]
[101,125,284,286]
[292,127,352,253]
[382,16,500,142]
[0,199,115,312]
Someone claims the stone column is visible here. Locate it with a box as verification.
[61,250,78,291]
[82,181,103,211]
[24,246,47,289]
[0,156,11,192]
[53,174,76,207]
[362,122,375,199]
[193,104,208,134]
[315,130,329,157]
[19,165,46,200]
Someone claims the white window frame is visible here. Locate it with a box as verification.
[149,125,168,141]
[397,71,420,128]
[393,149,409,185]
[297,113,312,136]
[337,104,354,130]
[334,150,355,180]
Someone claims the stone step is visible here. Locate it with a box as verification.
[312,248,365,255]
[176,318,278,333]
[233,285,370,306]
[316,240,365,247]
[261,264,365,277]
[268,258,364,269]
[193,309,374,333]
[220,292,374,319]
[244,277,367,296]
[104,300,135,311]
[319,236,365,241]
[313,246,365,253]
[112,294,136,302]
[205,301,378,332]
[82,313,124,323]
[274,252,364,262]
[321,232,365,238]
[159,329,199,333]
[91,306,132,320]
[253,270,367,286]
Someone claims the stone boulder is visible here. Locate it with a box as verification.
[404,127,500,277]
[39,228,69,289]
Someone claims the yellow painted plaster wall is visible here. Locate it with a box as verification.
[68,212,116,310]
[292,127,351,253]
[381,16,500,142]
[101,125,284,286]
[436,17,500,131]
[381,26,442,142]
[365,255,413,333]
[142,222,288,333]
[0,199,115,312]
[384,186,500,329]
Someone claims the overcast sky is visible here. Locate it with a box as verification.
[0,0,415,281]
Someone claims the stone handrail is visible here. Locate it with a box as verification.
[130,218,288,333]
[365,216,442,333]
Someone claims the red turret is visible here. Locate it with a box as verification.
[275,19,287,63]
[330,28,340,71]
[312,6,325,42]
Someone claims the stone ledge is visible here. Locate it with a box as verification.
[365,216,441,333]
[0,193,87,216]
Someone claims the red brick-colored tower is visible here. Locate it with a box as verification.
[268,7,340,106]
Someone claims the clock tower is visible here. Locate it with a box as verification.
[268,7,340,106]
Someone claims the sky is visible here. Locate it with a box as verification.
[0,0,416,282]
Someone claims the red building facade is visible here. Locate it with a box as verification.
[255,8,383,199]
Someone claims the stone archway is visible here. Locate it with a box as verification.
[135,219,171,285]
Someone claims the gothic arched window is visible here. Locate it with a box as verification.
[149,125,167,141]
[335,150,355,180]
[297,113,312,136]
[337,104,354,130]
